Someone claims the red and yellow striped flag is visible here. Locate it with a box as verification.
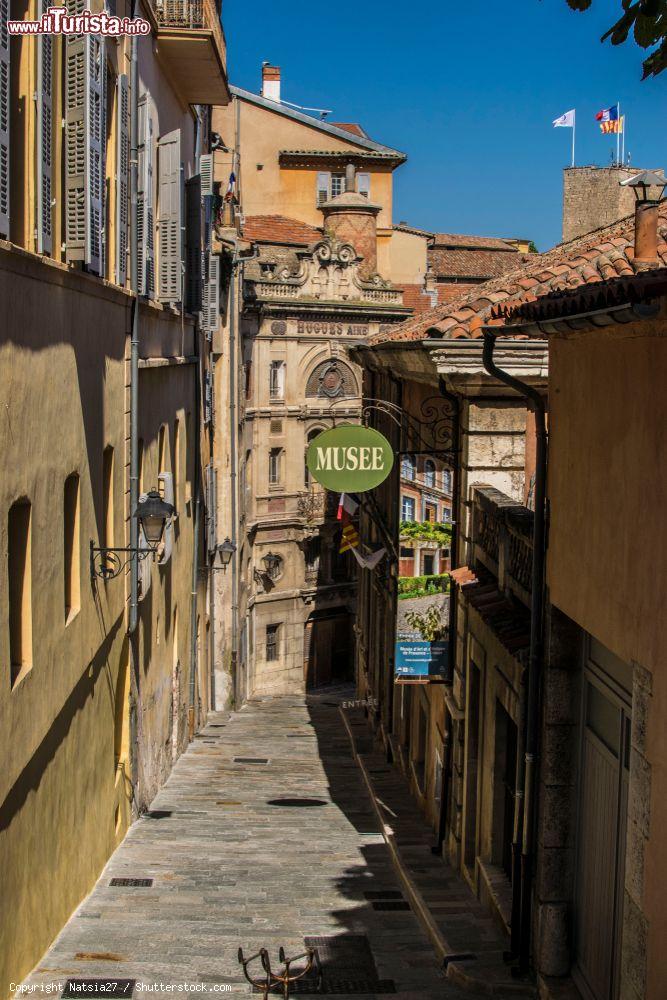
[339,523,360,553]
[600,117,623,135]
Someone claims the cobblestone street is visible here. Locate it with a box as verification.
[20,693,508,1000]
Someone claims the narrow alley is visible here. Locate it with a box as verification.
[21,694,518,1000]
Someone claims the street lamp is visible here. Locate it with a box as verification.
[261,551,282,579]
[215,537,236,570]
[90,488,175,580]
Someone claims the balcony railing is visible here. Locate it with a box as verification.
[154,0,206,27]
[472,486,533,605]
[149,0,228,104]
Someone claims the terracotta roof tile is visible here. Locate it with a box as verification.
[242,215,322,246]
[431,233,517,251]
[330,122,368,138]
[430,246,523,280]
[368,202,667,346]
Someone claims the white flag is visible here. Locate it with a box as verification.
[553,109,575,128]
[350,546,386,571]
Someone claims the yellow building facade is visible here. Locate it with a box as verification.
[0,0,228,992]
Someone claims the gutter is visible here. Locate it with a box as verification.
[481,329,547,975]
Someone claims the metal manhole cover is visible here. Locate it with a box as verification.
[109,878,153,887]
[62,980,135,997]
[233,757,270,765]
[267,798,328,807]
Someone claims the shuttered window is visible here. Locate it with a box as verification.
[157,128,182,304]
[316,171,330,206]
[65,0,105,275]
[185,174,202,313]
[137,92,155,297]
[202,252,220,335]
[115,74,129,286]
[199,153,213,198]
[36,0,52,254]
[0,0,9,238]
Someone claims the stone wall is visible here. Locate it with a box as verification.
[562,166,655,243]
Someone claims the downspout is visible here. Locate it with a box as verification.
[128,16,139,637]
[482,330,547,974]
[434,376,460,853]
[229,244,239,705]
[128,15,140,795]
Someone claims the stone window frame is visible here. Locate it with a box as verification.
[266,623,280,662]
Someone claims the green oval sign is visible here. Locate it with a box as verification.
[306,425,394,493]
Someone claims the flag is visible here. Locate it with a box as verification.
[337,493,359,524]
[595,105,619,122]
[350,546,386,570]
[224,170,236,201]
[339,523,360,553]
[552,109,575,128]
[599,116,624,135]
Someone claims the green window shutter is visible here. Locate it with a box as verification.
[157,127,182,304]
[115,74,129,286]
[36,0,53,254]
[0,0,9,238]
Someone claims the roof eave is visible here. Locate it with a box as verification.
[229,85,406,159]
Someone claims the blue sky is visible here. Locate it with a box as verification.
[223,0,667,250]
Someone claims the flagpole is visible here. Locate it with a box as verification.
[572,111,576,168]
[622,113,626,165]
[616,101,621,166]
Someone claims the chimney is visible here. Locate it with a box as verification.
[261,63,281,103]
[620,170,666,266]
[319,188,382,279]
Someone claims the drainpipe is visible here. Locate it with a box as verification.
[229,246,239,706]
[482,330,547,975]
[128,21,139,637]
[434,376,460,853]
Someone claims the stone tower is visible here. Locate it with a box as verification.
[562,166,660,243]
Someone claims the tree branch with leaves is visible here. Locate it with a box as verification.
[564,0,667,78]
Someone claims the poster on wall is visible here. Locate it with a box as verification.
[394,451,453,683]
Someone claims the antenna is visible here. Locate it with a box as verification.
[279,98,333,120]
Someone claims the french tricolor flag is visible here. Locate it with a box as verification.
[595,105,619,122]
[337,493,360,524]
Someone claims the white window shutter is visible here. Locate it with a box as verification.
[115,74,129,286]
[0,0,9,238]
[36,0,52,254]
[317,171,330,206]
[158,128,182,304]
[200,153,213,197]
[357,172,370,198]
[137,93,154,297]
[65,0,104,275]
[205,252,220,334]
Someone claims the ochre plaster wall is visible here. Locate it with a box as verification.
[546,323,667,999]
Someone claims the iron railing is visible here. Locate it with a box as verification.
[472,486,533,604]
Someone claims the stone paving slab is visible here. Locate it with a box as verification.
[20,692,502,1000]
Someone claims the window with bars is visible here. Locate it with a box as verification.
[269,360,285,400]
[266,624,280,661]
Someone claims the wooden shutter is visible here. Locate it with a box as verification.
[204,252,220,335]
[36,0,53,254]
[317,171,330,206]
[137,93,154,297]
[115,74,129,286]
[65,0,104,274]
[199,153,213,197]
[206,463,217,553]
[0,0,9,238]
[185,175,202,313]
[158,128,182,303]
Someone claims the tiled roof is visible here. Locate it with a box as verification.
[368,203,667,345]
[331,122,368,138]
[432,233,517,250]
[430,246,523,281]
[242,215,322,246]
